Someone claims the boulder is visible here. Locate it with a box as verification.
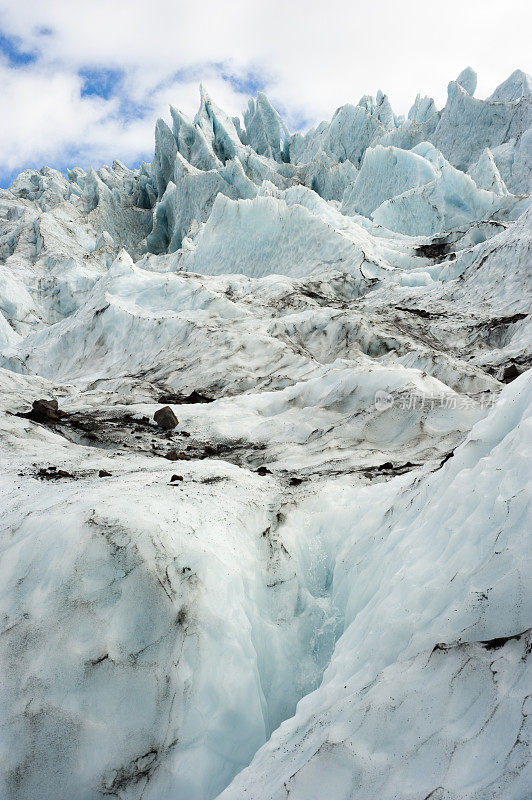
[154,406,178,429]
[30,398,62,423]
[164,450,189,461]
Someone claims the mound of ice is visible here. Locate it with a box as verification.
[371,142,529,235]
[180,193,392,280]
[341,145,438,217]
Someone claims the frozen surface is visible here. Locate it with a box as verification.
[341,145,438,217]
[221,372,532,800]
[0,68,531,800]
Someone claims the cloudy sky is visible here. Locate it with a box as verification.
[0,0,530,186]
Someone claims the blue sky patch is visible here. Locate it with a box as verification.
[220,69,266,97]
[0,30,37,66]
[79,67,123,100]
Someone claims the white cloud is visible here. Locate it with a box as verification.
[0,0,530,181]
[0,64,113,168]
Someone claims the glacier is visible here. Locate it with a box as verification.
[0,67,531,800]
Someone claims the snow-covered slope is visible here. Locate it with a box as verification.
[0,68,531,800]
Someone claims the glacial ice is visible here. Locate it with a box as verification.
[431,78,532,171]
[491,129,532,195]
[243,92,290,163]
[146,155,257,254]
[488,68,532,102]
[467,147,509,195]
[341,145,438,217]
[407,93,437,124]
[371,141,529,236]
[0,67,531,800]
[220,371,532,800]
[455,65,477,96]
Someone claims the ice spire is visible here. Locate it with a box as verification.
[243,92,291,162]
[488,69,532,101]
[455,66,477,96]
